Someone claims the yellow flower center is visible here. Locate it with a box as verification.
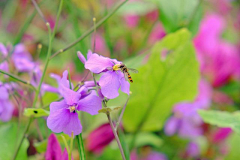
[113,64,120,71]
[69,106,76,113]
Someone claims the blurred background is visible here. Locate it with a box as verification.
[0,0,240,159]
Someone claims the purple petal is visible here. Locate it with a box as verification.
[47,108,70,133]
[49,100,68,114]
[85,53,113,73]
[118,72,130,95]
[46,134,62,160]
[99,71,120,99]
[77,92,102,115]
[164,117,179,136]
[59,84,81,105]
[42,84,59,93]
[0,61,9,73]
[0,86,9,100]
[77,51,86,64]
[62,112,82,136]
[87,50,93,59]
[13,58,35,72]
[0,100,14,122]
[50,73,61,84]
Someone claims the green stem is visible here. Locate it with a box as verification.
[0,69,36,90]
[49,0,128,59]
[76,133,86,160]
[61,134,70,153]
[69,132,74,160]
[32,23,52,108]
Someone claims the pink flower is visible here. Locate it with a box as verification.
[86,123,114,154]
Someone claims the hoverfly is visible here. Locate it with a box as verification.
[111,63,138,83]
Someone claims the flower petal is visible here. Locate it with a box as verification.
[49,100,68,114]
[0,86,9,100]
[85,53,113,73]
[0,43,8,57]
[77,92,102,115]
[118,72,130,95]
[47,108,70,133]
[46,134,62,160]
[62,112,82,136]
[77,51,86,64]
[0,100,14,121]
[59,85,81,105]
[99,71,120,99]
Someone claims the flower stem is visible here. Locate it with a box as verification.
[92,74,126,160]
[76,133,86,160]
[69,132,74,160]
[115,95,130,131]
[0,69,36,90]
[49,0,128,60]
[61,134,70,153]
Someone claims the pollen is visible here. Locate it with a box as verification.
[113,64,120,71]
[69,106,76,113]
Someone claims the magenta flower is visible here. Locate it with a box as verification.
[77,50,130,99]
[45,133,70,160]
[164,80,212,138]
[0,43,9,72]
[86,123,114,154]
[212,128,232,143]
[47,70,102,136]
[0,82,14,122]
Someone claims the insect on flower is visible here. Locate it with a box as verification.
[111,63,138,83]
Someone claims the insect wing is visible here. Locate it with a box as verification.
[124,72,129,81]
[128,68,139,73]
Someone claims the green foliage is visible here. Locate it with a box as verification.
[225,133,240,160]
[24,108,50,118]
[198,110,240,133]
[157,0,202,36]
[0,123,29,160]
[127,132,163,148]
[123,28,200,132]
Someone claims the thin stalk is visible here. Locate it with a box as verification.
[69,132,74,160]
[92,74,126,160]
[0,69,36,90]
[115,95,130,131]
[107,112,126,160]
[32,23,52,108]
[61,135,70,153]
[49,0,128,60]
[51,0,64,39]
[30,0,47,23]
[12,117,33,160]
[76,133,86,160]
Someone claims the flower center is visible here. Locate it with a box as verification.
[69,105,76,113]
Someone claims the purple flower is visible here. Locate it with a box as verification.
[47,70,102,136]
[86,123,114,154]
[0,82,14,122]
[77,50,130,99]
[130,150,168,160]
[186,142,199,157]
[0,43,9,72]
[45,133,71,160]
[164,80,212,139]
[11,44,36,72]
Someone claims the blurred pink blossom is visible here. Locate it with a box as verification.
[212,128,232,143]
[86,123,114,154]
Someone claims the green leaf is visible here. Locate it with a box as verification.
[198,110,240,133]
[24,108,49,118]
[225,133,240,160]
[123,28,200,132]
[127,132,163,148]
[0,123,29,160]
[158,0,202,35]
